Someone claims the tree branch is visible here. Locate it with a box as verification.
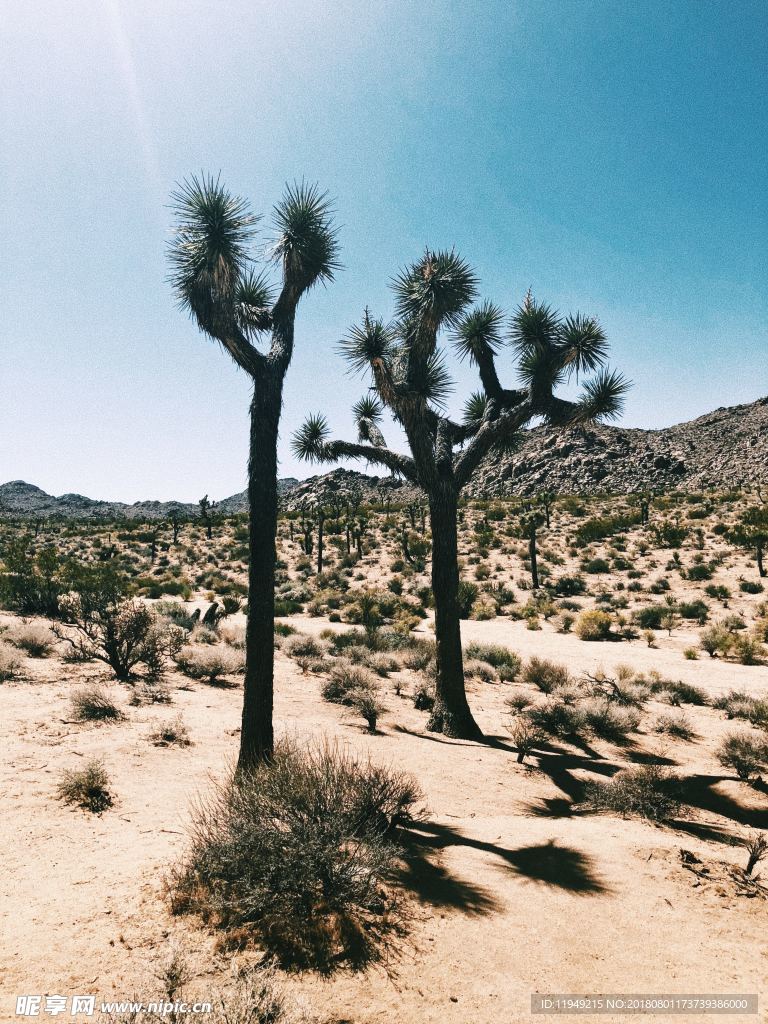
[454,400,533,489]
[321,440,420,485]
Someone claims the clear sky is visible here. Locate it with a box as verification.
[1,0,766,503]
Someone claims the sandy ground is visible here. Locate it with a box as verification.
[2,611,767,1024]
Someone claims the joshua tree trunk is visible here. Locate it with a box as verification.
[529,528,539,589]
[238,382,281,771]
[757,542,765,578]
[426,485,482,739]
[316,509,325,573]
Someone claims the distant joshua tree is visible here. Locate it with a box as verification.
[293,254,628,739]
[728,504,768,578]
[169,175,339,769]
[198,494,219,539]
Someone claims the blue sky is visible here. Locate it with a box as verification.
[1,0,766,502]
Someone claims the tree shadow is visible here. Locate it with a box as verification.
[676,774,768,830]
[390,724,472,747]
[404,821,611,895]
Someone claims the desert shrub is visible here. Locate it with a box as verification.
[149,714,192,747]
[367,652,400,677]
[731,635,765,666]
[471,596,497,620]
[412,679,435,711]
[284,634,327,660]
[677,600,709,623]
[717,732,768,780]
[634,605,666,630]
[583,699,639,742]
[274,622,298,637]
[583,557,610,574]
[0,539,64,616]
[464,658,497,683]
[527,699,586,738]
[686,563,713,581]
[169,741,420,971]
[155,600,199,632]
[400,639,436,672]
[56,596,178,681]
[575,609,613,641]
[654,712,696,740]
[699,623,733,658]
[651,679,709,706]
[507,719,545,763]
[57,759,113,813]
[553,574,586,596]
[321,662,377,705]
[740,580,764,594]
[129,681,173,705]
[464,642,521,681]
[175,646,245,686]
[0,640,23,681]
[220,625,246,649]
[457,580,479,618]
[583,764,681,821]
[191,625,220,645]
[349,691,386,733]
[683,647,699,660]
[505,691,532,714]
[523,656,570,693]
[6,621,56,657]
[70,685,124,722]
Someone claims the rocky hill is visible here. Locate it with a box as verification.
[2,397,766,519]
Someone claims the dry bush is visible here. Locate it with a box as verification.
[169,740,420,972]
[6,621,56,657]
[220,625,246,649]
[464,642,521,681]
[175,646,244,686]
[654,712,696,741]
[717,732,768,781]
[584,764,682,821]
[321,661,378,705]
[507,719,546,763]
[522,656,570,693]
[575,609,614,641]
[70,685,124,722]
[58,759,113,813]
[0,640,23,681]
[149,714,192,747]
[348,690,386,733]
[582,699,640,742]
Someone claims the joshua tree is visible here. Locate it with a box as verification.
[292,252,628,738]
[198,494,219,540]
[515,508,546,589]
[168,508,184,544]
[537,491,555,529]
[169,175,339,768]
[728,505,768,578]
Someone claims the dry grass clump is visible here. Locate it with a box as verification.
[321,661,378,705]
[582,699,640,742]
[583,763,682,821]
[70,685,124,722]
[57,758,113,813]
[0,640,23,681]
[169,740,420,972]
[6,621,56,657]
[149,714,192,747]
[522,656,570,693]
[716,732,768,781]
[463,642,521,681]
[507,719,546,763]
[175,645,244,686]
[654,712,696,741]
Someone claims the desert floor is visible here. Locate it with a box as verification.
[2,607,767,1024]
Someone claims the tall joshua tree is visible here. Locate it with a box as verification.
[169,175,339,769]
[293,252,628,739]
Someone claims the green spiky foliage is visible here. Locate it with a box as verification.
[292,248,628,740]
[169,175,339,770]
